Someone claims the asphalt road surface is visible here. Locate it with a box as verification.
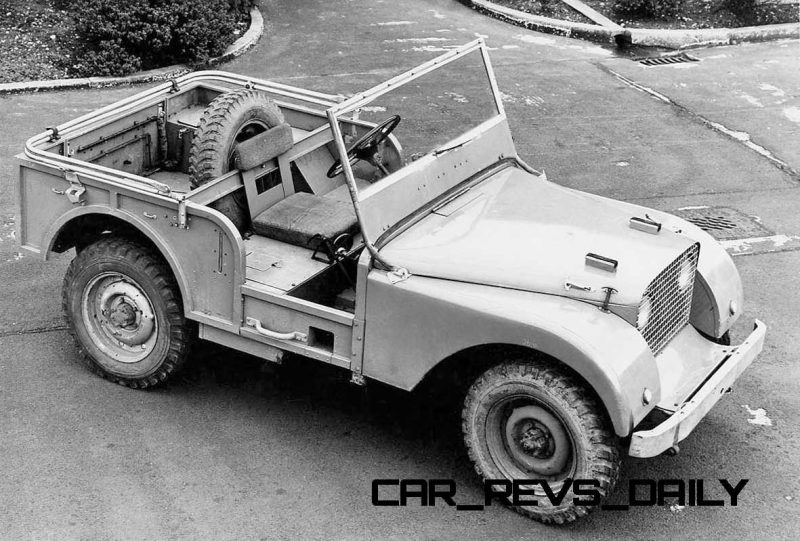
[1,0,798,539]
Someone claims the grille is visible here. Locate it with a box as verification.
[639,53,700,66]
[672,206,773,241]
[638,244,700,355]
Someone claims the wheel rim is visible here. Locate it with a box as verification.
[486,396,575,480]
[81,272,158,364]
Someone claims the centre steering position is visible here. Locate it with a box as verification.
[327,115,401,178]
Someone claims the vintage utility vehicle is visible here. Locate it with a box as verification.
[16,40,765,523]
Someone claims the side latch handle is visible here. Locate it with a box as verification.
[62,170,86,205]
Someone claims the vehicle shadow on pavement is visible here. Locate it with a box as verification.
[176,339,468,455]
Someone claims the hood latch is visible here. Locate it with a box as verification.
[630,215,662,234]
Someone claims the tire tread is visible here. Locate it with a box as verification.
[62,237,193,389]
[462,359,621,524]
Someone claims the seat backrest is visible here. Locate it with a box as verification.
[233,123,294,170]
[236,123,295,219]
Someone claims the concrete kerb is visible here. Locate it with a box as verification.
[633,22,800,49]
[0,7,264,95]
[464,0,628,45]
[463,0,800,49]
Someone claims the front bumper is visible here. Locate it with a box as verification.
[628,320,766,458]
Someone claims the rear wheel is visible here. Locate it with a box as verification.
[62,237,193,388]
[462,359,621,524]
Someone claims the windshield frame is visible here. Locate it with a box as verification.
[328,39,504,118]
[324,39,508,270]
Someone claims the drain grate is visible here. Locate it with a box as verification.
[684,215,737,232]
[639,53,700,66]
[671,207,772,240]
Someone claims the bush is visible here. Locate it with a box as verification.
[716,0,787,25]
[613,0,684,19]
[228,0,257,15]
[70,0,239,76]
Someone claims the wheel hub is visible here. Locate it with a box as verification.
[518,424,553,458]
[82,273,158,363]
[494,403,572,477]
[108,300,137,328]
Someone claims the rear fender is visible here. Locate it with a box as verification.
[44,205,189,304]
[41,202,244,329]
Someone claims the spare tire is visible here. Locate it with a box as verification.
[188,89,286,231]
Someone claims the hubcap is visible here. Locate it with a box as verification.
[488,400,574,479]
[82,273,158,363]
[517,423,553,458]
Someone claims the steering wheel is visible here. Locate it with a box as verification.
[327,115,401,178]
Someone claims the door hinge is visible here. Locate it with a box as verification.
[176,199,189,229]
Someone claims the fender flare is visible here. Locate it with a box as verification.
[362,273,659,436]
[42,205,194,314]
[659,213,744,337]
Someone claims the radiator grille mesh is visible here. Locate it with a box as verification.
[639,244,700,355]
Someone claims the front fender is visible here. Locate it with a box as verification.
[362,272,659,436]
[657,213,743,338]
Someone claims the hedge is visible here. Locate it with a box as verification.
[69,0,251,76]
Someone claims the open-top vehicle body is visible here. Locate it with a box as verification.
[16,39,765,523]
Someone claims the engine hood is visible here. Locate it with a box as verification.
[379,166,697,309]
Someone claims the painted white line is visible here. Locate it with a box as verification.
[783,106,800,123]
[759,83,786,97]
[720,234,800,255]
[605,67,798,179]
[742,405,773,426]
[512,33,613,56]
[703,119,792,170]
[739,93,765,108]
[371,21,417,26]
[608,70,671,103]
[385,37,452,43]
[408,45,459,53]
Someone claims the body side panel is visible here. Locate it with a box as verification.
[21,157,245,330]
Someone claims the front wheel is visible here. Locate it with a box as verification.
[62,237,193,388]
[462,359,621,524]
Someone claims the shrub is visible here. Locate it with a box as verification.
[613,0,684,19]
[716,0,787,25]
[70,0,238,77]
[228,0,257,15]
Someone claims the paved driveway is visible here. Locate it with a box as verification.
[1,0,798,539]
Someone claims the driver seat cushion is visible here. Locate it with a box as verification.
[251,192,358,248]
